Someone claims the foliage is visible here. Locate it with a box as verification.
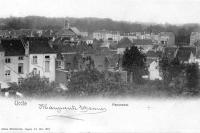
[185,63,199,94]
[67,69,127,97]
[122,46,146,83]
[159,56,200,95]
[9,75,60,97]
[0,16,199,37]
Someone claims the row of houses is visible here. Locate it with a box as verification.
[1,21,200,89]
[92,30,175,46]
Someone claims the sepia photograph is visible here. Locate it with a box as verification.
[1,0,200,132]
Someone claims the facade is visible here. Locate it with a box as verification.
[93,30,120,42]
[148,61,162,80]
[25,37,57,82]
[0,39,29,85]
[158,32,175,46]
[28,54,57,82]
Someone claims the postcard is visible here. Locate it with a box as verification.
[1,0,200,132]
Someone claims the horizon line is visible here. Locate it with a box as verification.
[0,15,199,26]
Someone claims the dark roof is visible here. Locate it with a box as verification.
[53,37,93,53]
[0,39,25,56]
[23,37,56,54]
[176,46,196,62]
[133,39,153,45]
[146,50,159,58]
[56,28,80,37]
[117,38,133,48]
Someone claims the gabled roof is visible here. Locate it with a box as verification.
[0,39,25,56]
[105,54,121,66]
[176,46,196,62]
[117,37,133,48]
[163,46,177,59]
[70,27,81,35]
[56,27,80,37]
[23,37,56,54]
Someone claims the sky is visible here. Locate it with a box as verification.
[0,0,199,24]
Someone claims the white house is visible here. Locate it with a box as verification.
[0,39,29,84]
[25,37,57,82]
[148,61,162,80]
[0,37,57,86]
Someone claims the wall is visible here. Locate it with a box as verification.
[3,55,29,83]
[29,54,57,81]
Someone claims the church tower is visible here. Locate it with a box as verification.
[64,19,70,29]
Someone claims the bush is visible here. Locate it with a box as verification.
[9,75,60,97]
[67,69,128,97]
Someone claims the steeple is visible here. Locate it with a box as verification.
[64,19,70,29]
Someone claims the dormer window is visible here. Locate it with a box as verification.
[5,58,11,63]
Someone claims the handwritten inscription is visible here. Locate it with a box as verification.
[38,104,107,121]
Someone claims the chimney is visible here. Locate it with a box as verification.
[25,41,29,56]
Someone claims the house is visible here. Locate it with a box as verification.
[146,50,161,65]
[163,46,178,60]
[175,46,196,64]
[116,37,134,54]
[93,30,120,42]
[56,20,81,42]
[158,32,175,46]
[0,39,29,84]
[148,60,162,80]
[23,37,57,82]
[81,36,94,45]
[0,30,11,38]
[132,39,153,53]
[190,32,200,46]
[104,54,122,71]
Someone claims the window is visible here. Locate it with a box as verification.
[66,63,71,70]
[18,56,24,60]
[45,61,50,72]
[57,60,64,69]
[32,56,37,64]
[18,78,24,85]
[5,58,11,63]
[5,70,10,76]
[18,63,24,74]
[45,55,50,60]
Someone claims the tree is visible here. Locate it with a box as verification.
[185,63,199,95]
[159,56,185,90]
[9,75,59,97]
[67,69,127,97]
[122,46,146,83]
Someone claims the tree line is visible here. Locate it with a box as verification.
[0,16,200,45]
